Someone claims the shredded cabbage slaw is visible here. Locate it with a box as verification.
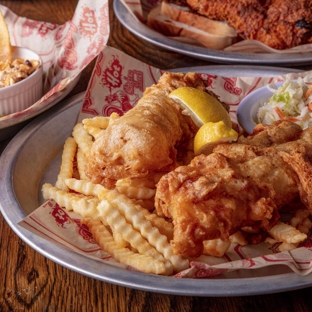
[257,77,312,129]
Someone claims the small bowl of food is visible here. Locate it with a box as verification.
[237,77,312,134]
[0,46,43,117]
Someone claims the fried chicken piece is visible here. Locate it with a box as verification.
[182,0,312,49]
[155,152,278,258]
[85,72,207,189]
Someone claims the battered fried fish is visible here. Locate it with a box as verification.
[85,72,209,189]
[155,121,312,258]
[155,152,279,258]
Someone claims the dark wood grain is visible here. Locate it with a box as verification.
[1,0,312,311]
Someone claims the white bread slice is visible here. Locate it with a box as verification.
[147,6,238,50]
[161,2,237,37]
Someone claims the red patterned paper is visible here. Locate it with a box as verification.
[18,45,312,278]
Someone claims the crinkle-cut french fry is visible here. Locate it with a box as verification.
[96,199,173,275]
[297,220,312,235]
[127,197,174,239]
[83,125,103,139]
[72,123,93,157]
[202,239,231,257]
[65,178,106,197]
[112,229,129,248]
[289,209,312,234]
[100,189,189,272]
[55,137,77,191]
[82,218,168,275]
[138,209,174,241]
[229,231,248,246]
[82,116,110,129]
[115,179,155,200]
[76,148,89,180]
[95,178,173,240]
[42,183,101,219]
[278,242,298,252]
[268,221,307,244]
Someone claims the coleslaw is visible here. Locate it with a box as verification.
[257,77,312,129]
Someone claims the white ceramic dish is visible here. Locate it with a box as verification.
[3,66,312,296]
[237,81,291,134]
[0,46,43,116]
[114,0,312,66]
[0,73,80,141]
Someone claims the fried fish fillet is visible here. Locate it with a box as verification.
[155,120,312,258]
[239,121,312,210]
[155,152,279,258]
[85,72,208,189]
[237,120,303,147]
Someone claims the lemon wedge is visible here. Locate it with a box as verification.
[169,87,232,128]
[194,121,238,155]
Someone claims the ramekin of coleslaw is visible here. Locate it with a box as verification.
[257,77,312,130]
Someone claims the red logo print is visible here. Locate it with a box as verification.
[57,23,78,71]
[99,3,109,36]
[103,90,135,116]
[124,70,144,95]
[79,36,106,70]
[102,57,123,90]
[199,73,217,88]
[268,242,281,253]
[50,205,71,227]
[80,7,98,38]
[55,24,67,41]
[73,219,95,243]
[223,77,242,95]
[21,20,41,37]
[82,89,99,116]
[38,22,57,38]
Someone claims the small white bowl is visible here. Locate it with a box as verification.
[0,46,43,116]
[237,81,283,134]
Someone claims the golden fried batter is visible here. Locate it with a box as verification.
[155,121,312,258]
[155,152,278,258]
[85,72,207,188]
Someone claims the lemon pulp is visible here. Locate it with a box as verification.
[169,87,232,128]
[194,121,238,155]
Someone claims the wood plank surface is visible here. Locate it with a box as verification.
[1,0,312,311]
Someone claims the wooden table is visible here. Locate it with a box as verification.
[1,0,312,311]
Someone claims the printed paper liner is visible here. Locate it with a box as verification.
[19,45,312,278]
[0,0,109,122]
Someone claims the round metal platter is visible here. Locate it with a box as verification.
[114,0,312,66]
[1,66,312,297]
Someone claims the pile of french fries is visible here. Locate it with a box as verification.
[42,116,189,275]
[42,115,312,276]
